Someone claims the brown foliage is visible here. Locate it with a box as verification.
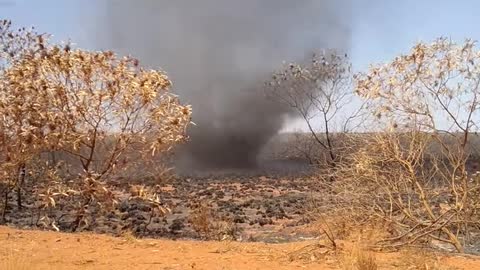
[0,20,191,229]
[349,38,480,252]
[189,203,239,241]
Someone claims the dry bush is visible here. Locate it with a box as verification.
[347,132,479,252]
[0,20,191,230]
[189,203,239,241]
[342,247,378,270]
[278,132,324,165]
[303,139,387,246]
[120,230,140,244]
[0,19,55,221]
[355,251,378,270]
[305,198,350,248]
[350,38,480,252]
[126,183,171,233]
[266,51,365,168]
[275,132,360,167]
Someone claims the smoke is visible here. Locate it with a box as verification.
[96,0,351,169]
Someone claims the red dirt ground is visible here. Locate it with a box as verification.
[1,226,480,270]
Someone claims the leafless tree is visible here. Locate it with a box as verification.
[352,38,480,252]
[266,51,365,168]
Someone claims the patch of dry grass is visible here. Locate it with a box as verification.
[399,249,456,270]
[189,203,239,241]
[342,247,378,270]
[120,230,140,245]
[1,250,37,270]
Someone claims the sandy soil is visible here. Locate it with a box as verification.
[1,226,480,270]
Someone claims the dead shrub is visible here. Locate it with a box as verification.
[0,20,191,231]
[351,38,480,252]
[342,247,378,270]
[347,132,479,252]
[189,203,239,241]
[304,161,386,245]
[355,251,378,270]
[266,51,365,169]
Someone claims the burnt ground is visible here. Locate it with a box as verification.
[153,168,320,242]
[110,158,321,242]
[2,157,325,243]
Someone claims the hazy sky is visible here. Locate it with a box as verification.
[1,0,479,71]
[350,0,480,70]
[1,0,479,133]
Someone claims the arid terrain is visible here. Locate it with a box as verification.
[3,7,480,269]
[3,156,321,242]
[2,159,480,270]
[1,226,480,270]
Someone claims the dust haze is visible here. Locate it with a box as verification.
[96,0,351,170]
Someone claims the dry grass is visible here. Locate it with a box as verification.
[1,250,39,270]
[189,203,239,241]
[342,247,378,270]
[287,242,334,263]
[399,249,456,270]
[120,230,140,245]
[355,252,378,270]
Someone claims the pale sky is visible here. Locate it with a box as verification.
[2,0,479,70]
[350,0,480,70]
[2,0,480,132]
